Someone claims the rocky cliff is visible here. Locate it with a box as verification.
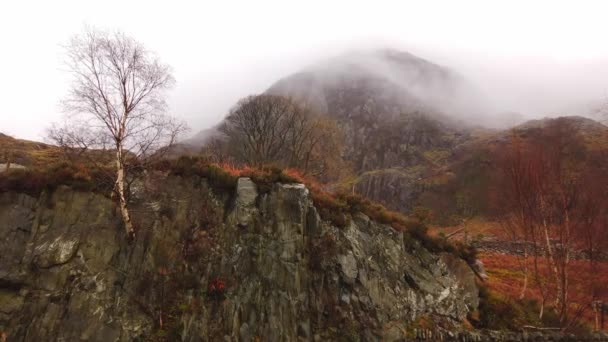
[0,173,479,341]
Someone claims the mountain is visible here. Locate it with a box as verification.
[184,49,501,214]
[266,49,490,169]
[190,48,490,151]
[188,50,608,219]
[267,49,491,122]
[512,115,608,133]
[1,158,605,339]
[181,125,222,147]
[264,49,492,213]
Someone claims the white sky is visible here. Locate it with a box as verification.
[2,0,608,140]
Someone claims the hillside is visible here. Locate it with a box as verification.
[414,116,608,223]
[188,50,608,219]
[267,49,490,125]
[0,133,61,168]
[262,49,490,213]
[266,49,484,171]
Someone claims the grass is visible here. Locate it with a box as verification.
[0,162,114,196]
[472,285,562,331]
[0,133,62,167]
[478,251,608,332]
[157,156,305,194]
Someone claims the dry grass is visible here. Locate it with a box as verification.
[0,162,114,196]
[430,218,502,240]
[479,251,608,331]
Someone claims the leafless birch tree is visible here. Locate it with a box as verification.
[56,27,186,238]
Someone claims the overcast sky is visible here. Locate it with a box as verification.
[2,0,608,140]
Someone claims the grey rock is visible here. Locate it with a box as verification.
[338,251,358,284]
[0,175,503,341]
[32,236,80,268]
[235,177,258,227]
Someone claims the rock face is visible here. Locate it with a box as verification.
[0,175,479,341]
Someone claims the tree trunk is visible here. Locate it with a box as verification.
[544,227,562,311]
[520,247,529,299]
[463,219,468,244]
[540,196,562,310]
[539,298,545,319]
[560,209,571,323]
[116,147,135,239]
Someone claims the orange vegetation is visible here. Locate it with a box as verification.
[479,251,608,331]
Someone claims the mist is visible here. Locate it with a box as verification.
[2,1,608,140]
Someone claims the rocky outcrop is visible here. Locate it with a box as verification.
[0,175,479,341]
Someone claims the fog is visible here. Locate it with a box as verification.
[2,1,608,140]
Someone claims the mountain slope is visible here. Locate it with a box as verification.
[265,49,489,212]
[416,116,608,223]
[266,49,485,172]
[267,49,489,125]
[0,133,61,168]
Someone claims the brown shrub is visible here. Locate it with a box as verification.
[0,162,113,196]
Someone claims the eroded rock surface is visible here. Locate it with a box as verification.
[0,176,479,341]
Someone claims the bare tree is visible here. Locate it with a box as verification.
[500,134,551,314]
[56,27,186,238]
[220,95,296,166]
[48,119,113,162]
[219,94,347,179]
[200,137,233,164]
[499,120,608,327]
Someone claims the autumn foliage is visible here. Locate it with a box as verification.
[480,252,608,331]
[207,277,226,300]
[493,119,608,330]
[218,94,349,181]
[0,162,114,195]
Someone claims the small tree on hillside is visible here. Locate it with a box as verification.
[220,94,346,180]
[55,27,186,238]
[220,95,297,166]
